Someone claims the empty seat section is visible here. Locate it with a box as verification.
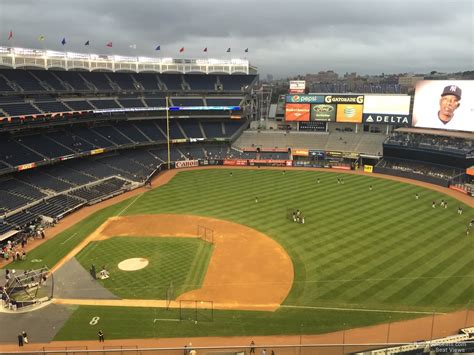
[66,159,119,179]
[0,136,44,166]
[69,127,116,148]
[19,134,74,158]
[53,71,89,91]
[81,72,113,91]
[89,99,121,109]
[159,74,183,91]
[172,97,204,106]
[18,171,73,192]
[206,97,242,106]
[44,165,96,185]
[92,125,131,145]
[224,121,245,136]
[32,70,68,91]
[179,120,203,138]
[149,147,181,162]
[0,75,14,92]
[63,100,94,110]
[0,69,45,91]
[0,179,45,200]
[0,103,41,116]
[109,73,136,90]
[114,123,150,143]
[201,121,224,138]
[0,190,31,212]
[5,211,38,227]
[144,97,166,107]
[98,155,150,179]
[219,74,256,91]
[48,131,95,153]
[155,120,185,139]
[179,146,205,160]
[132,121,166,141]
[118,98,144,107]
[185,74,217,91]
[122,150,160,170]
[134,73,160,90]
[35,101,70,113]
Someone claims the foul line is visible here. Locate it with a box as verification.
[60,232,77,245]
[153,318,180,323]
[116,193,144,217]
[280,305,446,315]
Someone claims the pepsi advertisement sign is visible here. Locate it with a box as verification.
[286,94,325,104]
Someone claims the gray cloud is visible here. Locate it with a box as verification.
[0,0,472,78]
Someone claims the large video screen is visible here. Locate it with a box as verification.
[413,80,474,132]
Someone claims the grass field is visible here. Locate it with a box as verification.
[75,237,213,299]
[6,169,474,340]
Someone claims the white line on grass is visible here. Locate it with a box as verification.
[280,305,446,315]
[153,318,180,323]
[116,193,144,216]
[60,233,77,245]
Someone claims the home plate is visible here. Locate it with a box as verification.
[118,258,149,271]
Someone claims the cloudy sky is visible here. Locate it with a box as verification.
[0,0,472,78]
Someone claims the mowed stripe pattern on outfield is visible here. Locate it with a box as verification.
[124,169,473,312]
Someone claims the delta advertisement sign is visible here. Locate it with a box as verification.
[362,95,412,125]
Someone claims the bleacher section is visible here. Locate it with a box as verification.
[234,130,385,156]
[62,100,94,111]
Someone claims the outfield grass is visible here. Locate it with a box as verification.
[75,237,213,299]
[4,168,473,339]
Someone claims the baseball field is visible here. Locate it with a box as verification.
[5,168,474,342]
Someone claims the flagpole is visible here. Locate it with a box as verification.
[166,96,171,170]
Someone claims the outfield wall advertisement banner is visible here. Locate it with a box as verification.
[362,95,412,125]
[286,95,325,104]
[336,104,363,123]
[412,80,474,132]
[285,103,310,121]
[311,104,336,121]
[175,160,199,168]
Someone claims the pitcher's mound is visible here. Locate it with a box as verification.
[118,258,149,271]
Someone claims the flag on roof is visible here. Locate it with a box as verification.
[106,41,113,48]
[38,35,45,41]
[8,31,13,40]
[155,45,160,50]
[179,47,184,53]
[84,40,90,46]
[203,47,208,52]
[226,48,231,52]
[61,37,66,45]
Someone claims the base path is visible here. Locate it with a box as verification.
[55,214,294,311]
